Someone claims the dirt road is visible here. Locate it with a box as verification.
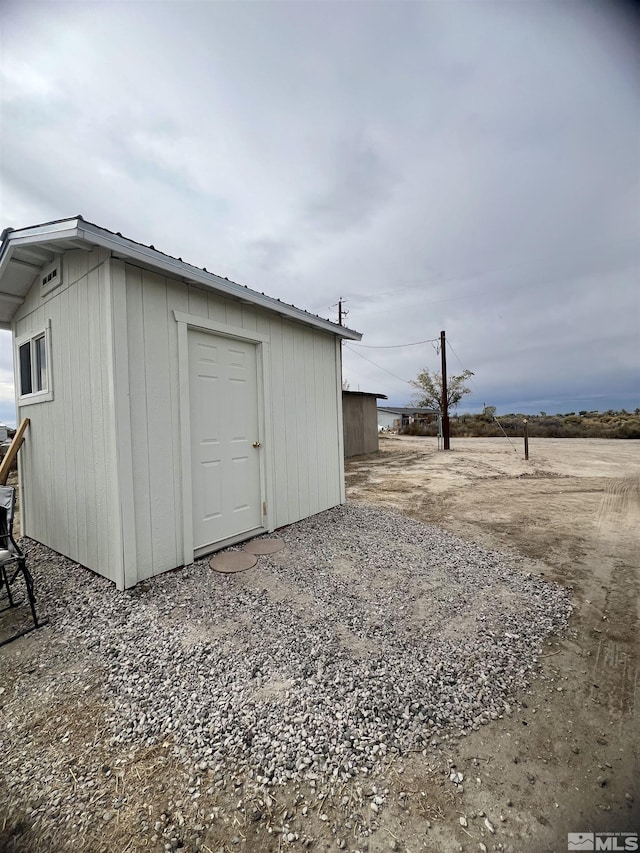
[346,436,640,850]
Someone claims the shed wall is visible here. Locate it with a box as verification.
[115,261,344,581]
[12,248,122,584]
[342,394,380,457]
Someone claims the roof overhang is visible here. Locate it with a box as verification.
[0,216,362,340]
[377,407,441,415]
[343,391,388,399]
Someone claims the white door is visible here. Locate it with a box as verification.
[189,329,263,550]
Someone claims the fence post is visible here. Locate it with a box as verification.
[523,418,529,461]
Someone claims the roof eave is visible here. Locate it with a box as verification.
[0,219,82,283]
[78,221,361,340]
[343,391,388,399]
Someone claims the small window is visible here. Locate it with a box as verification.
[19,342,33,395]
[16,326,53,404]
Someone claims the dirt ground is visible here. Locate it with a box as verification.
[1,437,638,853]
[344,435,639,849]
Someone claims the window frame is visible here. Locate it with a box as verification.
[15,322,54,405]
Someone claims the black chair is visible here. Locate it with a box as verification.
[0,485,43,646]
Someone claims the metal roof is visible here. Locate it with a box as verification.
[342,391,388,399]
[377,406,441,415]
[0,216,362,339]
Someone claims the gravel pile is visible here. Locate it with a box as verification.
[5,504,572,794]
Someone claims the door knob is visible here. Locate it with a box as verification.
[253,441,261,448]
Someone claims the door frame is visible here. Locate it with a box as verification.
[174,310,275,565]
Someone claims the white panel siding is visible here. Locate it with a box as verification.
[110,260,137,589]
[15,246,106,321]
[293,325,311,521]
[166,279,190,567]
[268,317,289,526]
[143,273,179,573]
[123,265,344,578]
[12,250,121,583]
[124,265,186,580]
[124,265,155,579]
[268,320,342,528]
[12,250,345,587]
[280,321,300,521]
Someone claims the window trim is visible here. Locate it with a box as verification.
[15,322,54,405]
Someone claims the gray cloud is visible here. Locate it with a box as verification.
[245,236,298,274]
[302,133,397,234]
[0,0,638,421]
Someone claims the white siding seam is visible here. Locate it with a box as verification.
[335,338,346,504]
[140,275,158,574]
[260,341,276,533]
[166,280,189,569]
[176,319,193,566]
[125,266,154,576]
[104,260,126,589]
[113,260,138,588]
[141,278,154,567]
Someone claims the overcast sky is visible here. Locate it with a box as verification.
[1,0,638,424]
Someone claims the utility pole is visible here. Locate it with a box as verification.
[441,329,450,450]
[332,297,349,326]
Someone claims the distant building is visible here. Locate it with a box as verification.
[377,407,440,431]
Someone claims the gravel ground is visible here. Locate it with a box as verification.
[0,503,572,851]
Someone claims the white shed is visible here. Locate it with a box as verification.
[0,216,361,589]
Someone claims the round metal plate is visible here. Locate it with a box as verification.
[243,538,285,555]
[209,551,258,573]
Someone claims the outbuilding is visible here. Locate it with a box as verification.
[0,216,361,589]
[342,391,387,457]
[377,406,440,432]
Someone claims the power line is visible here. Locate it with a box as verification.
[446,339,468,374]
[343,345,413,385]
[345,337,466,389]
[349,337,439,350]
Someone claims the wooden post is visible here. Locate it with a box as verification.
[441,330,450,450]
[523,418,529,461]
[0,418,30,485]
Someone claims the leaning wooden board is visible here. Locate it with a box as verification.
[0,418,30,485]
